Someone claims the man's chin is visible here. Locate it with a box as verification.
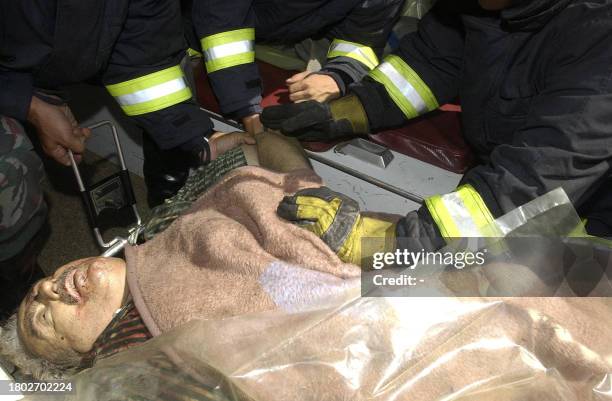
[87,258,127,307]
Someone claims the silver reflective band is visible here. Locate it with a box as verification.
[328,42,378,69]
[377,62,428,115]
[438,191,483,237]
[204,40,254,61]
[330,42,359,53]
[113,78,187,107]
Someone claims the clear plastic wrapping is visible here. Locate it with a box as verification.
[28,188,611,401]
[34,295,611,401]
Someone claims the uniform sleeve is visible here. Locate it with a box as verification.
[396,16,612,249]
[350,1,465,131]
[101,0,213,151]
[319,0,404,95]
[463,19,612,220]
[0,70,34,121]
[191,0,262,119]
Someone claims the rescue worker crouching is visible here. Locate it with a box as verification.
[264,0,612,261]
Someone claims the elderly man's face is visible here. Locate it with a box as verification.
[478,0,514,10]
[17,257,126,365]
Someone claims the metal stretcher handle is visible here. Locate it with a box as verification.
[68,121,143,256]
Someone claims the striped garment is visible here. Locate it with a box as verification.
[82,301,235,401]
[82,300,152,367]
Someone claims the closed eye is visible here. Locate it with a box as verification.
[39,307,53,328]
[33,306,52,338]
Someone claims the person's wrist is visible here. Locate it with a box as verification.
[242,114,264,135]
[27,96,42,126]
[208,132,223,161]
[315,71,345,97]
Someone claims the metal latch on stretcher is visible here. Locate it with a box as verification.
[68,121,143,256]
[334,138,394,169]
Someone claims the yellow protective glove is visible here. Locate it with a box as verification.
[277,187,396,265]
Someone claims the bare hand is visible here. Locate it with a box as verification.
[209,132,256,160]
[242,114,264,135]
[27,96,91,166]
[287,72,341,103]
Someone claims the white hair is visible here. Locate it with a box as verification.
[0,314,77,380]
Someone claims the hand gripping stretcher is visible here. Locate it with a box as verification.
[68,121,144,256]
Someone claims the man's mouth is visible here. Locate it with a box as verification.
[60,266,86,304]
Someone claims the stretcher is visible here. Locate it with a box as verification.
[67,121,144,257]
[12,179,612,400]
[195,60,464,216]
[71,101,463,255]
[3,116,610,400]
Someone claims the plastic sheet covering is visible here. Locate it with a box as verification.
[28,189,611,401]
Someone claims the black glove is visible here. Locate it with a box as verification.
[261,95,370,141]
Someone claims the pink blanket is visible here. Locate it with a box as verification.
[125,166,360,336]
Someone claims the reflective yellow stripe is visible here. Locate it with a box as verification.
[456,187,497,237]
[425,194,462,238]
[200,28,255,73]
[106,66,192,116]
[327,39,379,70]
[369,55,438,119]
[425,185,497,240]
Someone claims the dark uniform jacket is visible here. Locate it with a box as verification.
[189,0,403,119]
[350,0,612,246]
[0,0,213,150]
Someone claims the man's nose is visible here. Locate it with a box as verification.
[38,279,60,301]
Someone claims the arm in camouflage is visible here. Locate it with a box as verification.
[0,116,47,262]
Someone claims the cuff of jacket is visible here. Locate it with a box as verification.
[460,173,504,220]
[321,56,370,85]
[349,77,407,132]
[130,100,214,150]
[0,71,34,121]
[395,207,446,253]
[231,103,263,120]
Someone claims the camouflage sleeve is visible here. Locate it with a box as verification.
[0,116,47,261]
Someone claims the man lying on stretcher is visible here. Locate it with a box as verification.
[1,132,610,394]
[0,131,365,378]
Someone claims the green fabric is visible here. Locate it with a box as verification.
[142,147,248,240]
